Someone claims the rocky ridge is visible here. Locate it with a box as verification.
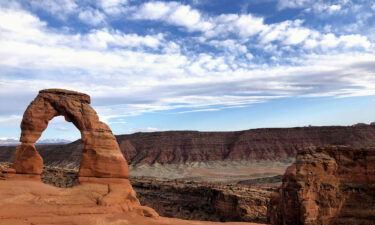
[268,145,375,225]
[1,125,375,169]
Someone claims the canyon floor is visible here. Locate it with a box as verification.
[129,159,292,183]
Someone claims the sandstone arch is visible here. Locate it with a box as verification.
[13,89,129,179]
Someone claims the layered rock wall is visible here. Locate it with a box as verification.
[118,127,375,165]
[267,146,375,225]
[2,125,375,168]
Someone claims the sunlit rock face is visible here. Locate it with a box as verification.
[268,145,375,225]
[13,89,129,178]
[4,89,159,222]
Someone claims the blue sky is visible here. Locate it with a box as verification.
[0,0,375,141]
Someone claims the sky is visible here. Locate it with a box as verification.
[0,0,375,141]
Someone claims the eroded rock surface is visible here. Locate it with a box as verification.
[132,177,273,223]
[2,125,375,170]
[117,126,375,165]
[0,167,263,225]
[268,146,375,225]
[14,89,129,178]
[2,163,277,223]
[4,89,158,221]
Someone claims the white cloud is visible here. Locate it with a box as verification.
[303,33,372,50]
[30,0,78,19]
[135,1,172,20]
[131,1,371,54]
[134,1,275,38]
[169,4,201,28]
[277,0,359,17]
[0,2,375,126]
[129,127,159,133]
[134,1,212,32]
[258,20,318,48]
[328,4,341,13]
[78,8,106,25]
[0,115,22,126]
[278,0,311,10]
[55,126,70,131]
[98,0,128,15]
[233,14,266,38]
[339,34,371,49]
[84,30,165,49]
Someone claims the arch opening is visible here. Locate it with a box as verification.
[37,116,80,187]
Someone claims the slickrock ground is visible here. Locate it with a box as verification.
[0,178,263,225]
[0,163,276,223]
[0,163,264,225]
[268,145,375,225]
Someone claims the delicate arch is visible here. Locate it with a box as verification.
[13,89,129,178]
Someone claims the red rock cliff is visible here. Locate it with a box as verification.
[117,127,375,165]
[1,125,375,167]
[267,145,375,225]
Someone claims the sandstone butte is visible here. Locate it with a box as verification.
[267,145,375,225]
[0,89,263,225]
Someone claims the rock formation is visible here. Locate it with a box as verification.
[1,162,275,224]
[0,177,264,225]
[13,89,128,178]
[5,89,158,219]
[131,177,273,223]
[117,127,375,165]
[267,145,375,225]
[2,125,375,169]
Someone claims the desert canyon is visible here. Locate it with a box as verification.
[0,89,374,225]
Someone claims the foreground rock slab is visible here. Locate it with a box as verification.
[0,179,264,225]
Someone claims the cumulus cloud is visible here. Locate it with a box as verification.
[131,1,372,54]
[133,2,267,38]
[134,1,212,32]
[84,30,165,49]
